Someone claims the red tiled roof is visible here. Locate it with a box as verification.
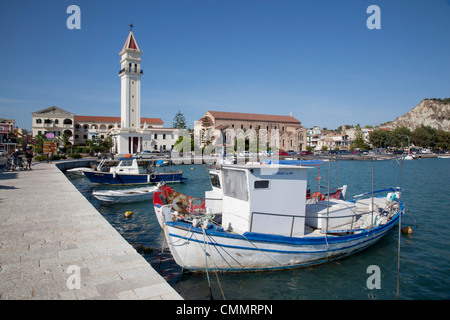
[74,115,163,124]
[207,111,301,124]
[121,30,140,52]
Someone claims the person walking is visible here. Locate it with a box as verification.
[11,149,20,171]
[26,147,33,170]
[47,150,53,164]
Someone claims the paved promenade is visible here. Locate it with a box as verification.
[0,161,182,300]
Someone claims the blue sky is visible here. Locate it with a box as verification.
[0,0,449,131]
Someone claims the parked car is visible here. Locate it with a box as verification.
[300,151,313,156]
[278,151,289,156]
[285,150,297,156]
[134,150,155,159]
[238,151,255,157]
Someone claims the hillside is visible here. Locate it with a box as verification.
[384,98,450,131]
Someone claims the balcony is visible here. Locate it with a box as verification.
[119,68,143,75]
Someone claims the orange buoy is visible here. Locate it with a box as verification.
[401,226,413,234]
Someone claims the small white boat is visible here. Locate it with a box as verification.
[67,167,95,175]
[403,154,417,160]
[93,185,158,203]
[153,163,405,272]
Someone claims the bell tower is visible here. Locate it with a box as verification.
[119,25,143,130]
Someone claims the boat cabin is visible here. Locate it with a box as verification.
[109,157,147,175]
[217,164,309,237]
[205,169,223,214]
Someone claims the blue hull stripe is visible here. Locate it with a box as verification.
[166,212,400,255]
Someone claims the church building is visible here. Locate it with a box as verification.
[32,27,179,155]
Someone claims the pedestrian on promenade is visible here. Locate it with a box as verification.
[47,151,53,164]
[11,149,19,170]
[26,147,33,170]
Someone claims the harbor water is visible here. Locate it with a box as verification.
[67,158,450,300]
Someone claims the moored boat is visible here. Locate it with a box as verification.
[92,185,158,203]
[83,157,185,185]
[153,163,404,272]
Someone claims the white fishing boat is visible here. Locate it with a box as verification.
[93,185,158,203]
[153,163,404,272]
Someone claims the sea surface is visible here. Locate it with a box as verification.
[67,157,450,300]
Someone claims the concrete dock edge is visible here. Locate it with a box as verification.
[0,160,183,300]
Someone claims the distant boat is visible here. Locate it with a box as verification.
[155,159,169,167]
[153,163,404,272]
[403,154,417,160]
[83,157,185,185]
[92,185,158,204]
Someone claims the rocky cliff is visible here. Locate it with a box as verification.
[385,98,450,131]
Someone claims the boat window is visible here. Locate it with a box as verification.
[254,180,269,189]
[222,169,248,201]
[210,173,221,189]
[119,160,133,167]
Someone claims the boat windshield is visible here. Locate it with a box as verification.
[119,159,134,167]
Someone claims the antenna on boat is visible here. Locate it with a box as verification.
[394,155,404,300]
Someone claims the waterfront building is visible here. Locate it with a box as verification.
[194,111,307,152]
[31,106,164,145]
[0,118,16,154]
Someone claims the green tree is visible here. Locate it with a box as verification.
[172,110,187,129]
[369,129,391,148]
[436,130,450,150]
[412,125,437,148]
[351,124,366,149]
[391,126,412,148]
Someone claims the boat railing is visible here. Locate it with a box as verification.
[352,187,403,200]
[249,197,400,237]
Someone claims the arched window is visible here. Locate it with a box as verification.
[63,119,73,125]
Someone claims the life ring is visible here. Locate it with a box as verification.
[150,173,156,180]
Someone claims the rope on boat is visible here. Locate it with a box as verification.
[200,222,226,300]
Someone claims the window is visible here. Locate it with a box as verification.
[223,169,248,201]
[163,134,166,139]
[119,160,133,167]
[254,180,269,189]
[154,134,157,139]
[36,119,42,124]
[54,119,59,124]
[210,173,221,189]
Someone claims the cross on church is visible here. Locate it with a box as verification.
[129,23,135,31]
